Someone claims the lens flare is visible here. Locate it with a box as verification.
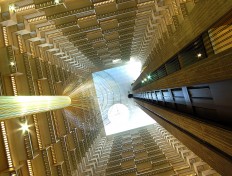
[20,123,29,133]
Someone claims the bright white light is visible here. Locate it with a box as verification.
[147,75,151,79]
[197,53,202,58]
[9,4,16,12]
[21,123,29,133]
[54,0,61,5]
[10,62,15,66]
[126,58,142,80]
[112,59,122,63]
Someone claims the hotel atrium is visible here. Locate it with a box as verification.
[0,0,231,176]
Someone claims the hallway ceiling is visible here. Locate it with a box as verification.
[1,0,173,72]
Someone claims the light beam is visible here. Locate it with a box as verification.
[0,96,71,120]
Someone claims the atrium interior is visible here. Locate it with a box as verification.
[0,0,231,176]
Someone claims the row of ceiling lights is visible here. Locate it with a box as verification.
[8,0,62,12]
[141,75,151,83]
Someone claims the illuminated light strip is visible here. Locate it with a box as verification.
[94,0,114,7]
[15,4,35,12]
[36,0,63,9]
[33,114,43,150]
[137,1,154,7]
[0,96,71,120]
[78,15,96,21]
[52,111,60,137]
[3,27,9,46]
[27,15,46,23]
[172,1,179,15]
[51,145,57,164]
[30,42,35,58]
[10,76,18,96]
[37,80,43,95]
[1,121,13,168]
[27,160,34,176]
[38,24,56,31]
[47,32,62,39]
[17,35,23,53]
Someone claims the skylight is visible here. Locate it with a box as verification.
[92,63,155,135]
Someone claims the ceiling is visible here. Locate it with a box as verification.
[0,0,196,73]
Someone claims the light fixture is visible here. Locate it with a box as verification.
[54,0,61,5]
[27,160,33,176]
[0,96,71,119]
[147,75,151,79]
[142,80,144,83]
[9,4,16,12]
[144,78,147,81]
[197,53,202,58]
[94,0,115,7]
[33,115,43,150]
[20,122,29,133]
[1,121,13,168]
[3,27,9,46]
[112,59,121,63]
[10,62,15,66]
